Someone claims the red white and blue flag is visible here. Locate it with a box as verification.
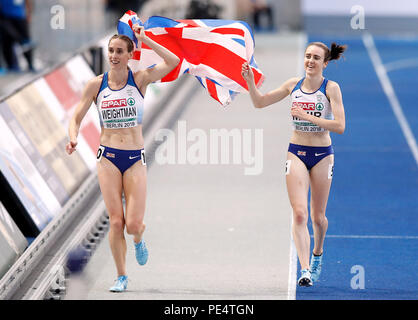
[118,11,264,106]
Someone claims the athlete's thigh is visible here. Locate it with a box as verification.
[97,158,124,219]
[122,160,147,223]
[309,154,334,216]
[286,152,310,209]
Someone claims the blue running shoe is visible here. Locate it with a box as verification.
[298,269,313,287]
[310,253,323,282]
[134,240,148,265]
[109,275,128,292]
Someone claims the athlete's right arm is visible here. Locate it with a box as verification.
[66,77,101,155]
[241,62,298,108]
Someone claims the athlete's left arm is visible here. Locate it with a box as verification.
[133,25,180,87]
[291,81,346,134]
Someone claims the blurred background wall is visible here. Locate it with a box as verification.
[302,0,418,35]
[3,0,418,75]
[25,0,303,70]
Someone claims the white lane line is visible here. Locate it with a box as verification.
[287,232,297,300]
[384,57,418,72]
[362,33,418,167]
[321,234,418,239]
[287,32,308,300]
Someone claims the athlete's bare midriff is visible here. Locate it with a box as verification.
[100,125,144,150]
[290,130,332,147]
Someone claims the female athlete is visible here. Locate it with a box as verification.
[66,25,180,292]
[242,42,346,286]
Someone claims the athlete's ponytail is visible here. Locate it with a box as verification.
[306,42,347,62]
[328,42,347,61]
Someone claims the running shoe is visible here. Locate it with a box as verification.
[310,253,323,282]
[134,240,148,266]
[298,269,313,287]
[109,275,128,292]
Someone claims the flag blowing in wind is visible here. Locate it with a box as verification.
[118,11,264,106]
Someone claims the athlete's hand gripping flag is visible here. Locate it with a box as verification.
[118,10,264,106]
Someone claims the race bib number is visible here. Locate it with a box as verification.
[96,146,105,162]
[328,164,334,179]
[141,149,146,166]
[285,160,291,175]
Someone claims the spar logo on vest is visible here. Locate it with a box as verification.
[101,98,137,122]
[292,101,324,120]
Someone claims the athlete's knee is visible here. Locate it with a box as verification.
[311,213,328,227]
[109,215,125,233]
[126,220,145,236]
[292,206,308,225]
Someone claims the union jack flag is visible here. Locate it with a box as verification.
[118,11,264,106]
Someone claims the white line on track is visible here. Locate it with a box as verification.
[287,32,308,300]
[384,57,418,72]
[287,231,297,300]
[363,33,418,167]
[321,234,418,239]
